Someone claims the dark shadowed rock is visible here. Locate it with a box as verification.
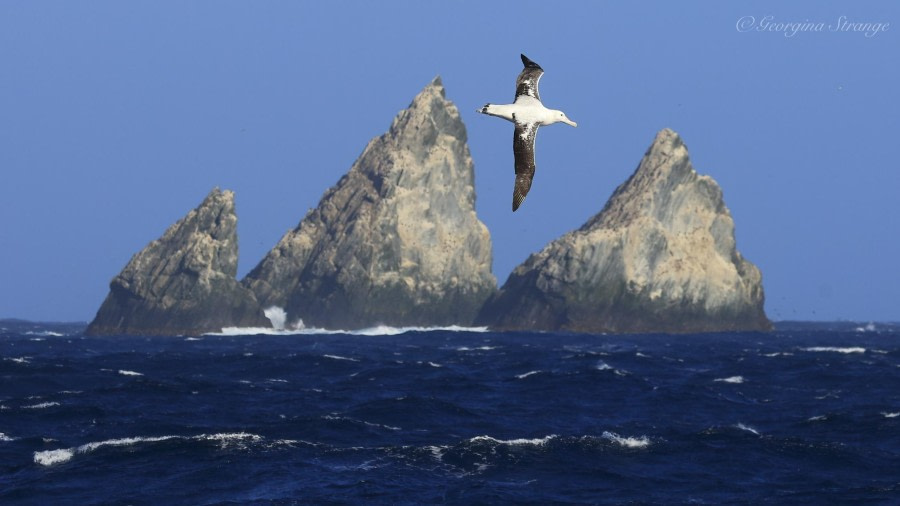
[242,77,496,329]
[477,128,771,334]
[86,188,268,336]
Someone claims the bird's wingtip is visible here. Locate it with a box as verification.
[520,54,542,70]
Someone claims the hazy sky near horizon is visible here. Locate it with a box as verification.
[1,1,898,323]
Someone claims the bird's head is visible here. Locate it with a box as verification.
[555,110,577,127]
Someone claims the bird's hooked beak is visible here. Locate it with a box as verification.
[564,118,577,128]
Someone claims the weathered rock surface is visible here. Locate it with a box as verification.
[477,128,771,333]
[86,188,268,336]
[242,77,496,329]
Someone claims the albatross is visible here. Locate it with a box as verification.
[477,54,577,211]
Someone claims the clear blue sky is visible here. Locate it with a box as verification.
[1,1,897,323]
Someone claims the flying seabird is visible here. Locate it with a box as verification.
[477,54,577,211]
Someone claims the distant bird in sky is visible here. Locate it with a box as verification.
[477,54,577,211]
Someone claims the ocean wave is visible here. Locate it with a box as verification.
[455,346,498,352]
[600,432,652,448]
[0,432,14,442]
[210,324,489,337]
[118,370,144,376]
[33,432,268,467]
[24,331,64,337]
[714,376,745,384]
[515,370,542,379]
[4,356,31,364]
[467,435,558,447]
[735,423,760,436]
[803,347,866,354]
[323,354,360,362]
[882,412,900,419]
[23,401,60,409]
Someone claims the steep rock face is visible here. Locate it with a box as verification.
[242,77,496,328]
[477,128,771,333]
[86,188,268,335]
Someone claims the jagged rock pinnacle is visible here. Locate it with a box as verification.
[476,128,771,334]
[242,78,496,329]
[86,188,267,336]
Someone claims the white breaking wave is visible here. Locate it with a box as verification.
[25,331,64,337]
[468,435,557,447]
[803,347,866,354]
[0,432,14,441]
[456,346,498,352]
[715,376,745,384]
[118,370,143,376]
[763,352,793,357]
[211,323,488,337]
[882,412,900,418]
[516,370,542,379]
[601,431,652,448]
[735,423,760,435]
[23,401,60,409]
[323,354,360,362]
[5,357,31,364]
[33,432,266,466]
[264,306,288,330]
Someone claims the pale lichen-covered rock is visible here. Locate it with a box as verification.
[242,77,496,328]
[477,128,771,333]
[86,188,268,336]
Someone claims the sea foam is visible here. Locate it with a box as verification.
[33,432,266,466]
[803,347,866,354]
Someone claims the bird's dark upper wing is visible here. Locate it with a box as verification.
[515,54,543,102]
[512,121,539,211]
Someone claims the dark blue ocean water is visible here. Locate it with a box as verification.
[2,321,900,504]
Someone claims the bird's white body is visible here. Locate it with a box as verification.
[481,96,576,128]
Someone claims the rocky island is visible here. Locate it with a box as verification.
[241,77,497,329]
[476,128,771,333]
[86,188,268,336]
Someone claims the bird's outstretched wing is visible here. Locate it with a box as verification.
[515,54,543,102]
[512,121,539,211]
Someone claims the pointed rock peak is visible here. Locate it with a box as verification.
[634,127,692,180]
[86,188,267,335]
[390,76,465,144]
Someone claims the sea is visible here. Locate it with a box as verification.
[1,319,899,504]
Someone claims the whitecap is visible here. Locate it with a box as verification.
[882,412,900,418]
[5,357,31,364]
[0,432,14,442]
[323,354,360,362]
[25,331,64,337]
[803,347,866,354]
[714,376,745,384]
[763,352,793,357]
[808,415,828,422]
[118,370,143,376]
[515,370,541,379]
[23,401,60,409]
[184,337,202,341]
[34,448,74,466]
[595,361,613,371]
[735,423,760,435]
[601,431,651,448]
[427,362,442,368]
[211,324,488,337]
[456,345,498,352]
[468,435,557,446]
